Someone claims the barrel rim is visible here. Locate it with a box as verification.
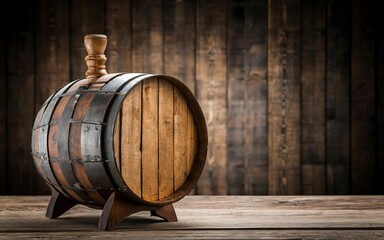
[104,73,208,206]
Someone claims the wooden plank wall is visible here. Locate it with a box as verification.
[326,0,351,194]
[268,0,301,194]
[301,0,326,194]
[1,0,382,195]
[351,0,375,194]
[377,2,384,194]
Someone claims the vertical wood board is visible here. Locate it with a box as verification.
[141,78,159,201]
[351,0,375,194]
[227,0,246,195]
[243,0,268,195]
[375,2,384,194]
[268,0,301,195]
[120,83,142,197]
[174,87,188,191]
[163,0,196,91]
[301,0,326,194]
[36,0,70,106]
[159,79,174,198]
[105,0,132,73]
[131,0,163,73]
[326,0,351,194]
[196,0,228,195]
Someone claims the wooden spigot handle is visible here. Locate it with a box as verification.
[84,34,108,85]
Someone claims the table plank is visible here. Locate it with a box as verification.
[1,230,384,240]
[0,196,383,239]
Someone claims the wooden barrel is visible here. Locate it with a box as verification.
[31,73,207,207]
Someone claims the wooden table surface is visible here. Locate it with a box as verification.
[0,195,383,239]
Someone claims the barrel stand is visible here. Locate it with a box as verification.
[46,190,178,230]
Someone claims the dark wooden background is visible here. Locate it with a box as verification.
[1,0,383,195]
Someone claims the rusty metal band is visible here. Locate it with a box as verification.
[71,158,112,164]
[52,73,124,203]
[46,181,107,192]
[57,87,98,204]
[33,120,106,130]
[69,120,107,125]
[81,73,146,200]
[33,153,111,164]
[103,73,162,204]
[38,79,81,200]
[79,73,134,199]
[58,90,126,97]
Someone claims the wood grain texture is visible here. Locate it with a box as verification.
[2,0,384,195]
[196,0,228,195]
[163,0,196,91]
[173,87,188,192]
[36,0,70,105]
[141,78,159,201]
[117,77,199,200]
[186,108,197,181]
[131,0,163,73]
[161,0,197,193]
[1,195,384,239]
[227,0,268,195]
[159,80,174,199]
[351,0,375,194]
[326,0,351,194]
[227,0,246,195]
[6,0,37,195]
[243,0,268,195]
[105,0,132,73]
[120,83,142,197]
[268,0,301,194]
[301,0,326,195]
[70,0,105,80]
